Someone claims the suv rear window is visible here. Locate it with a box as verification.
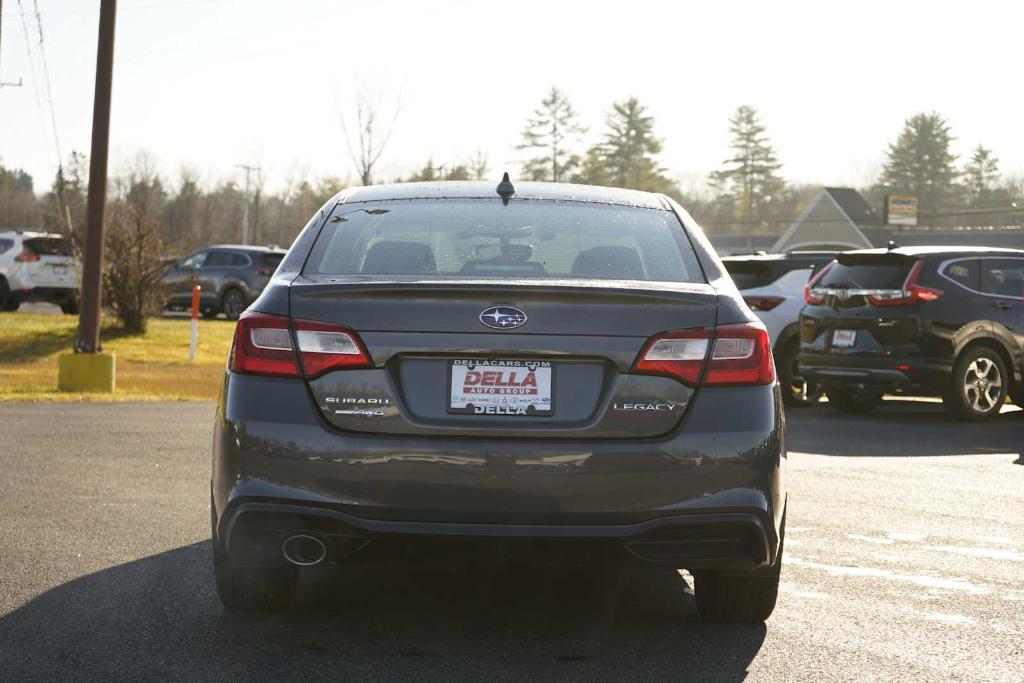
[723,262,776,289]
[260,253,284,268]
[24,237,72,257]
[819,254,915,289]
[304,199,704,283]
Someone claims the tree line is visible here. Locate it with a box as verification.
[2,90,1023,258]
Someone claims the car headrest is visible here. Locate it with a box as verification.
[361,241,437,274]
[570,246,644,280]
[995,275,1024,298]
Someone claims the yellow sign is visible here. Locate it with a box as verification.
[885,195,918,226]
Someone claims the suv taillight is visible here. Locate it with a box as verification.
[229,311,371,378]
[866,260,942,306]
[634,322,775,387]
[15,247,39,262]
[803,261,834,305]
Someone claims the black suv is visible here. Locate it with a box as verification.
[799,246,1024,420]
[163,245,285,320]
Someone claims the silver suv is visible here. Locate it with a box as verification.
[0,231,80,313]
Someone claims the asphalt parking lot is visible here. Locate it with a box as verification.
[0,400,1021,681]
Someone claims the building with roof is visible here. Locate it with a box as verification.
[762,187,1024,255]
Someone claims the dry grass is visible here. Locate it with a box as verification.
[0,312,236,401]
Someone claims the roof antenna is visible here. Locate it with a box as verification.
[496,172,516,205]
[887,240,899,251]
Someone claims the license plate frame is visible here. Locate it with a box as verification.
[832,329,857,348]
[447,359,554,416]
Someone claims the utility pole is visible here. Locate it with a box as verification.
[0,0,26,89]
[77,0,117,353]
[237,164,261,245]
[59,0,116,392]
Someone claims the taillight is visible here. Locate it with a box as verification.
[292,318,370,378]
[229,312,370,378]
[803,261,834,305]
[15,248,39,262]
[866,260,942,306]
[634,322,775,387]
[743,295,785,311]
[230,312,300,377]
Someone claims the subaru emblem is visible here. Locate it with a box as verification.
[479,306,527,330]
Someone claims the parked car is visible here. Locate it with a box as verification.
[723,251,836,406]
[799,246,1024,420]
[0,231,79,313]
[211,180,786,621]
[163,245,285,320]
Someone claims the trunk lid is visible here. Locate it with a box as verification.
[290,278,718,438]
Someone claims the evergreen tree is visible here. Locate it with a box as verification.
[0,160,40,230]
[963,145,1000,206]
[572,146,612,187]
[709,105,783,228]
[576,97,674,193]
[517,87,586,182]
[879,112,959,221]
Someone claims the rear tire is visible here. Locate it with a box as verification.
[213,554,299,612]
[825,387,883,414]
[1011,385,1024,412]
[0,278,17,311]
[694,519,784,623]
[943,346,1008,422]
[221,288,246,321]
[779,340,822,407]
[60,295,79,315]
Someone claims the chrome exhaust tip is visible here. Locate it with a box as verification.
[281,534,327,566]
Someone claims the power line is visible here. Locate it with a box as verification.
[14,0,41,107]
[31,0,64,166]
[0,0,25,88]
[0,0,236,18]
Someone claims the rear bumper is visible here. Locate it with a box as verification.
[11,286,77,305]
[222,502,772,570]
[212,373,786,570]
[799,351,951,394]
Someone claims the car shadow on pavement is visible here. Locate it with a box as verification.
[0,541,765,681]
[0,540,770,679]
[787,400,1023,458]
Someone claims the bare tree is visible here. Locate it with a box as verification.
[469,148,490,180]
[103,202,169,334]
[339,84,401,186]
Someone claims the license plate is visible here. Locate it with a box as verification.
[832,329,857,347]
[448,359,553,416]
[52,265,68,275]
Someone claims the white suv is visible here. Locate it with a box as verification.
[0,231,80,313]
[722,251,835,406]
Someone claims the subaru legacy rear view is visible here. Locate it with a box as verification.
[211,180,786,622]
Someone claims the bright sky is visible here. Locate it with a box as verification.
[2,0,1022,195]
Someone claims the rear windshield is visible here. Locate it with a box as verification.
[819,255,914,289]
[303,199,704,283]
[260,253,285,268]
[25,237,72,257]
[723,262,776,289]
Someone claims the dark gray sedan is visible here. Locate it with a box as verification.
[211,180,786,622]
